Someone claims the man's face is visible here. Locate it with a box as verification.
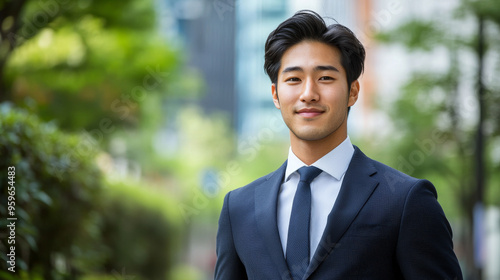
[272,40,359,144]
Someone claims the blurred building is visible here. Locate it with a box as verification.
[234,0,287,140]
[159,0,237,125]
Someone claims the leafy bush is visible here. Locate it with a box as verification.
[90,179,182,280]
[0,103,102,278]
[0,104,182,279]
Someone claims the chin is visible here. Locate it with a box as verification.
[293,129,332,142]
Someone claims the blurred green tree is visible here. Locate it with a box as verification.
[1,1,203,279]
[0,0,188,134]
[376,0,500,278]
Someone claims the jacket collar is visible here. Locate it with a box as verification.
[254,146,379,280]
[304,146,379,279]
[254,161,291,279]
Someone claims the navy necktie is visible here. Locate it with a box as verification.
[286,166,322,280]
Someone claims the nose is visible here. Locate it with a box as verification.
[300,78,319,103]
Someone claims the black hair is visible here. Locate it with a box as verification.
[264,10,365,87]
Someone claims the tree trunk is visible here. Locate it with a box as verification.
[0,0,28,102]
[473,14,486,280]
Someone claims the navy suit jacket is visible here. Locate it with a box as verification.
[214,147,462,280]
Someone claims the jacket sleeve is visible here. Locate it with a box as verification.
[214,192,248,280]
[396,179,463,280]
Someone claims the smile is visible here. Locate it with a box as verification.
[296,108,324,118]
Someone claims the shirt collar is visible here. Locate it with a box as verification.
[284,136,355,182]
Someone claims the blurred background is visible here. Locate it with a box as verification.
[0,0,499,279]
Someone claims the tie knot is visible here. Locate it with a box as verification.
[298,166,322,184]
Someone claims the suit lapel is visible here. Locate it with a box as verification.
[305,147,379,279]
[255,161,291,279]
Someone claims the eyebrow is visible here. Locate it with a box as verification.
[315,65,340,72]
[281,65,340,74]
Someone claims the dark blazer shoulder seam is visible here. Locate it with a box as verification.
[396,179,424,242]
[225,191,238,253]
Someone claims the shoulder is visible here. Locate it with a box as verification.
[353,146,434,195]
[371,157,419,185]
[353,146,416,181]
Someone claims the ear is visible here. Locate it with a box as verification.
[272,83,280,109]
[348,80,360,107]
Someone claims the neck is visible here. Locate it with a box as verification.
[290,132,347,165]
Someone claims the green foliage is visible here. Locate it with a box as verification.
[374,0,500,214]
[1,1,202,278]
[161,107,237,223]
[7,0,160,57]
[383,71,476,215]
[4,0,188,135]
[375,20,446,51]
[0,103,102,277]
[168,265,205,280]
[232,141,288,190]
[0,270,43,280]
[80,275,116,280]
[0,104,183,279]
[7,22,179,132]
[85,179,182,280]
[373,5,500,275]
[174,107,235,173]
[465,0,500,25]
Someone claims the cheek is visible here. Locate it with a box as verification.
[277,93,297,108]
[325,92,349,107]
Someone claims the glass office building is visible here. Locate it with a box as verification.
[235,0,288,140]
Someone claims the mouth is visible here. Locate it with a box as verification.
[296,107,325,118]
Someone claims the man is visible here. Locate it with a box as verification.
[214,10,462,280]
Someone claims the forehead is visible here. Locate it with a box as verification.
[279,40,345,74]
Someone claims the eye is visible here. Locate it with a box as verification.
[319,76,334,81]
[285,77,301,82]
